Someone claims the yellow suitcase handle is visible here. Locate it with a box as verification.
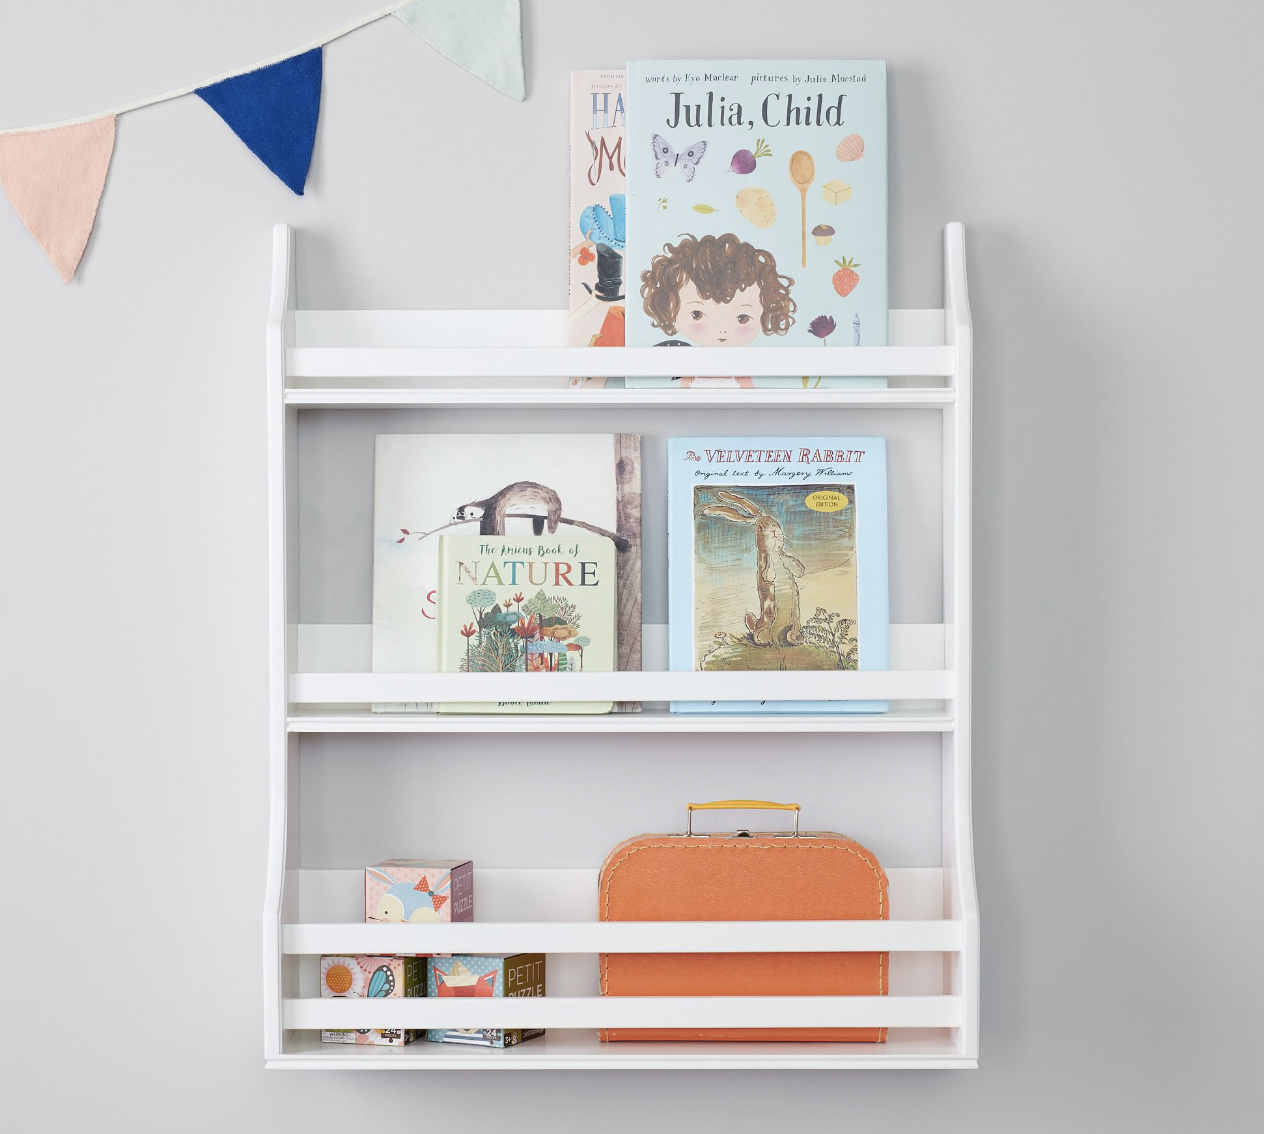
[686,800,801,836]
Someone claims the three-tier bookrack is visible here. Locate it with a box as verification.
[264,222,977,1069]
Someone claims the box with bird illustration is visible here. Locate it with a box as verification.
[319,955,426,1047]
[426,954,547,1048]
[365,859,474,925]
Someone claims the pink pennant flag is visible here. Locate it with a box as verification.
[0,115,115,282]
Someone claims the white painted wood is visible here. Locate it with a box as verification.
[297,622,945,672]
[288,668,953,703]
[293,308,945,348]
[290,623,950,730]
[942,222,981,1060]
[284,920,961,955]
[268,1029,974,1071]
[263,223,295,1064]
[285,995,961,1031]
[262,223,979,1071]
[287,705,953,733]
[294,867,945,923]
[284,866,956,954]
[285,386,955,409]
[287,345,953,379]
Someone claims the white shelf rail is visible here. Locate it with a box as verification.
[282,918,963,955]
[288,668,953,704]
[263,222,979,1071]
[287,995,962,1031]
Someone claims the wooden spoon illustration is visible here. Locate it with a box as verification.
[789,150,816,267]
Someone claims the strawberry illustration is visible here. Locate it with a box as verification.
[832,257,861,297]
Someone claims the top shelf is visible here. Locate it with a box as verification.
[269,224,971,410]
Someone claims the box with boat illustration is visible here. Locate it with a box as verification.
[426,953,547,1048]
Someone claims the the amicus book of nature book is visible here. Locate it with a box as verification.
[371,434,641,712]
[669,437,889,713]
[435,534,616,714]
[625,61,887,389]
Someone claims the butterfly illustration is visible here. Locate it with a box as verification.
[652,134,708,182]
[367,964,396,998]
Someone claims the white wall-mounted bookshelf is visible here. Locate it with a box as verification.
[264,222,978,1070]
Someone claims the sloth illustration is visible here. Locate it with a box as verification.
[702,489,805,647]
[452,481,563,536]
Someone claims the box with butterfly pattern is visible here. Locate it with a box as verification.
[319,955,426,1046]
[365,859,474,925]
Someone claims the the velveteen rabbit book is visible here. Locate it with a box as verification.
[568,70,626,389]
[371,434,641,712]
[625,62,887,388]
[435,533,616,714]
[669,438,889,713]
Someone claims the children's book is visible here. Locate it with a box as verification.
[569,69,627,388]
[669,437,888,713]
[372,434,641,712]
[625,61,887,389]
[435,533,616,714]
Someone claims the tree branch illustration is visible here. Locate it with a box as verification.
[396,514,630,553]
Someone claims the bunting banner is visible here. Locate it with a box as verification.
[196,49,324,197]
[0,0,525,282]
[0,116,115,282]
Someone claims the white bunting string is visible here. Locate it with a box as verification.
[0,1,415,136]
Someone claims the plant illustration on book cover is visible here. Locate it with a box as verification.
[371,434,641,712]
[624,60,887,388]
[436,533,615,714]
[669,438,889,713]
[569,70,627,388]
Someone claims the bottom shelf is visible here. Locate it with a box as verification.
[270,1028,974,1071]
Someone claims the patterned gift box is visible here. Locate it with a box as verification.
[319,955,426,1046]
[426,954,546,1048]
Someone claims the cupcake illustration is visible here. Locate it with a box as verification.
[812,224,835,246]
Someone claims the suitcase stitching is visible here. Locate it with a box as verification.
[600,842,887,1040]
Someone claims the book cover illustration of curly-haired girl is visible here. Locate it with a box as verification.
[624,60,888,389]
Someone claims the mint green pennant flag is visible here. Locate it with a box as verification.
[396,0,525,101]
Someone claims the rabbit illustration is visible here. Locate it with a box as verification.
[366,867,451,924]
[701,490,805,646]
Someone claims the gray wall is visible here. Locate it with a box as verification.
[2,1,1259,1130]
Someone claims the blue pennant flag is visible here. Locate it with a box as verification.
[196,48,322,195]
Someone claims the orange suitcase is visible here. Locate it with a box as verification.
[598,800,889,1042]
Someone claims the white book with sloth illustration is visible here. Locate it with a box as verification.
[371,434,641,713]
[668,436,888,713]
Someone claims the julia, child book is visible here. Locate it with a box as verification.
[669,438,889,713]
[435,533,616,714]
[625,61,888,389]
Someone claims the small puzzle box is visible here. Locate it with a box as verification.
[320,955,426,1047]
[426,953,546,1048]
[365,858,474,924]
